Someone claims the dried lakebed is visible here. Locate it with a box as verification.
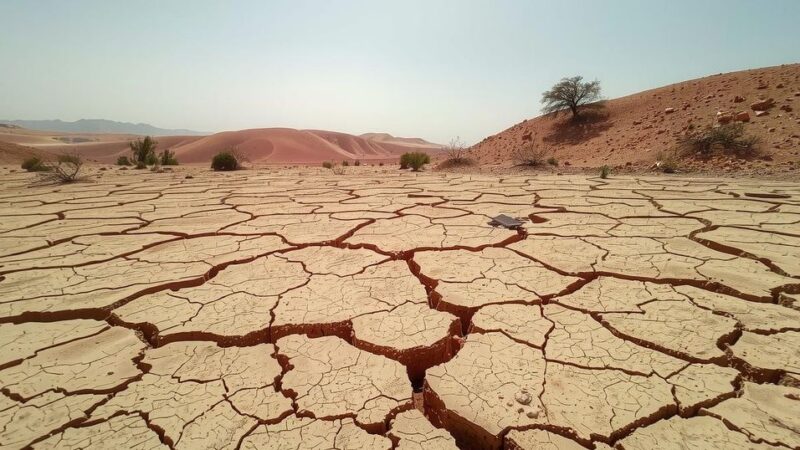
[0,167,799,450]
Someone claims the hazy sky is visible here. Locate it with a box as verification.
[2,1,799,143]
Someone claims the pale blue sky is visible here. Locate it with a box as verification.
[2,1,798,143]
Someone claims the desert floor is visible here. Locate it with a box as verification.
[0,165,798,450]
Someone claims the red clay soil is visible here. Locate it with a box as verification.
[471,64,800,177]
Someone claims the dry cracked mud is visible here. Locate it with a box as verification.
[1,167,799,449]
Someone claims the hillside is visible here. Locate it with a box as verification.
[0,141,55,165]
[471,64,800,175]
[0,119,207,136]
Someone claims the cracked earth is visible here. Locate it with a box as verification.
[1,167,799,450]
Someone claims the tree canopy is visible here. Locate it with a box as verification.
[541,76,602,119]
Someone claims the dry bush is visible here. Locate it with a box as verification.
[677,123,759,158]
[655,150,680,173]
[35,154,85,184]
[513,141,550,167]
[438,137,475,168]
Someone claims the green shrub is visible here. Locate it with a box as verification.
[342,160,350,167]
[21,156,48,172]
[159,149,178,166]
[211,151,240,171]
[116,156,131,166]
[135,161,147,170]
[547,157,559,166]
[600,165,611,179]
[322,161,333,169]
[400,152,430,171]
[130,136,158,165]
[677,123,759,157]
[145,152,158,166]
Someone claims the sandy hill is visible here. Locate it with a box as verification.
[0,141,55,165]
[171,128,443,164]
[0,126,442,164]
[471,64,800,174]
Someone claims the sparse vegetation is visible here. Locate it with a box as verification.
[36,154,84,184]
[159,149,178,165]
[547,156,559,166]
[400,152,430,171]
[438,137,475,169]
[116,156,131,166]
[331,165,347,175]
[513,141,549,167]
[21,156,48,172]
[677,123,759,158]
[541,76,603,119]
[211,150,241,171]
[130,136,158,165]
[322,161,333,169]
[135,161,147,170]
[600,165,611,179]
[354,160,361,166]
[342,160,350,167]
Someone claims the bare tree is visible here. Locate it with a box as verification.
[541,76,602,119]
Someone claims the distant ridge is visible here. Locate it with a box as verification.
[0,119,208,136]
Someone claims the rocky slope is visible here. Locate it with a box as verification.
[471,64,800,176]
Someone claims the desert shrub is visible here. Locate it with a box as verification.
[116,156,131,166]
[342,160,350,167]
[677,123,759,157]
[135,161,147,170]
[547,157,559,166]
[354,160,361,166]
[513,142,549,167]
[322,161,333,169]
[438,137,474,168]
[400,152,430,171]
[379,162,384,166]
[600,165,611,179]
[159,149,178,166]
[130,136,158,165]
[145,152,158,166]
[211,151,240,171]
[21,156,48,172]
[36,154,84,184]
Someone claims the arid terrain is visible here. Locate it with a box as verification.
[0,125,443,165]
[1,165,798,449]
[471,64,800,177]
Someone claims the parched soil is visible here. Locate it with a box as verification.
[0,165,798,450]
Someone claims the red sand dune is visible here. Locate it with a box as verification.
[0,126,442,164]
[471,64,800,175]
